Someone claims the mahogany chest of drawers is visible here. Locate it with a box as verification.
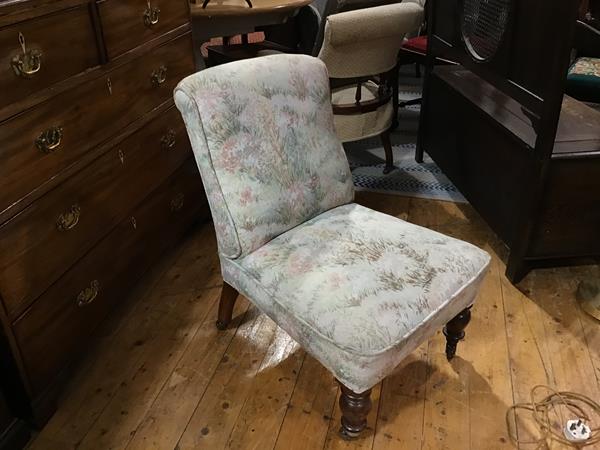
[0,0,207,432]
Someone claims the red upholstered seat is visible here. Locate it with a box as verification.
[402,35,428,53]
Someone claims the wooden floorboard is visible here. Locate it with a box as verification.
[29,192,600,450]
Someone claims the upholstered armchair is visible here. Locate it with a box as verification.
[174,54,490,438]
[318,3,423,173]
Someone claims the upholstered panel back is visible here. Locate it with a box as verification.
[174,55,354,259]
[318,2,424,78]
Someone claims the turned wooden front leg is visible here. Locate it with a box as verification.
[338,383,372,439]
[216,282,239,330]
[443,306,472,360]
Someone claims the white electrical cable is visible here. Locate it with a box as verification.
[506,385,600,448]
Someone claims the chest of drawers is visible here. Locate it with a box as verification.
[0,0,206,429]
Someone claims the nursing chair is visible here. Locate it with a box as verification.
[174,54,490,438]
[317,2,423,174]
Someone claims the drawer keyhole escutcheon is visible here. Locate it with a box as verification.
[77,280,100,307]
[151,65,167,87]
[170,193,185,212]
[131,216,137,229]
[161,129,176,150]
[57,204,81,231]
[11,32,42,78]
[118,149,125,164]
[144,0,160,27]
[36,126,63,153]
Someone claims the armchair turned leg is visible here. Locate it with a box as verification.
[216,282,239,330]
[338,383,372,439]
[443,306,472,360]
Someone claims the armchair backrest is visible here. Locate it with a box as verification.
[317,2,424,78]
[174,55,354,259]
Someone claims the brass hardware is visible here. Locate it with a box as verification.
[35,126,63,153]
[170,193,184,212]
[77,280,100,307]
[160,129,176,150]
[56,204,81,231]
[131,216,137,229]
[151,65,167,87]
[11,32,42,78]
[107,77,113,95]
[118,149,125,164]
[143,0,160,27]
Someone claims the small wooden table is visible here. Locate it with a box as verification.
[189,0,311,69]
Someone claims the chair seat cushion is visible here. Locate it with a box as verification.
[331,81,394,142]
[402,35,427,53]
[221,203,490,392]
[567,57,600,103]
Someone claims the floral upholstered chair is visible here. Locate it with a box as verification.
[174,54,490,438]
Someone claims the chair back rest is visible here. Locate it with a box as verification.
[318,2,424,78]
[174,55,354,259]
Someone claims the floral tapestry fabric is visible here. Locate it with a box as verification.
[174,55,354,258]
[569,57,600,77]
[566,57,600,103]
[221,203,490,392]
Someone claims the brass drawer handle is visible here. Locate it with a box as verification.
[77,280,100,307]
[36,126,63,153]
[160,129,176,150]
[151,65,167,87]
[170,193,184,212]
[143,0,160,27]
[11,32,42,78]
[57,204,81,231]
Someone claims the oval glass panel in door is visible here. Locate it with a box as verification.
[462,0,511,61]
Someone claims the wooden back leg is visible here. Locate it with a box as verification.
[443,306,472,360]
[216,282,239,330]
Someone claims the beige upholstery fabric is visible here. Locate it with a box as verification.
[332,81,394,142]
[318,2,424,78]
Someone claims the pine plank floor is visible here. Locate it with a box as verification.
[28,192,600,450]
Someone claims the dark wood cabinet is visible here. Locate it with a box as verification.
[0,0,208,439]
[419,0,600,282]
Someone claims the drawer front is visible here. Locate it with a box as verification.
[0,32,194,217]
[0,106,191,319]
[0,6,99,112]
[13,159,205,394]
[99,0,189,59]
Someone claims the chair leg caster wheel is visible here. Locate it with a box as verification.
[215,320,228,330]
[339,426,361,440]
[383,165,394,174]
